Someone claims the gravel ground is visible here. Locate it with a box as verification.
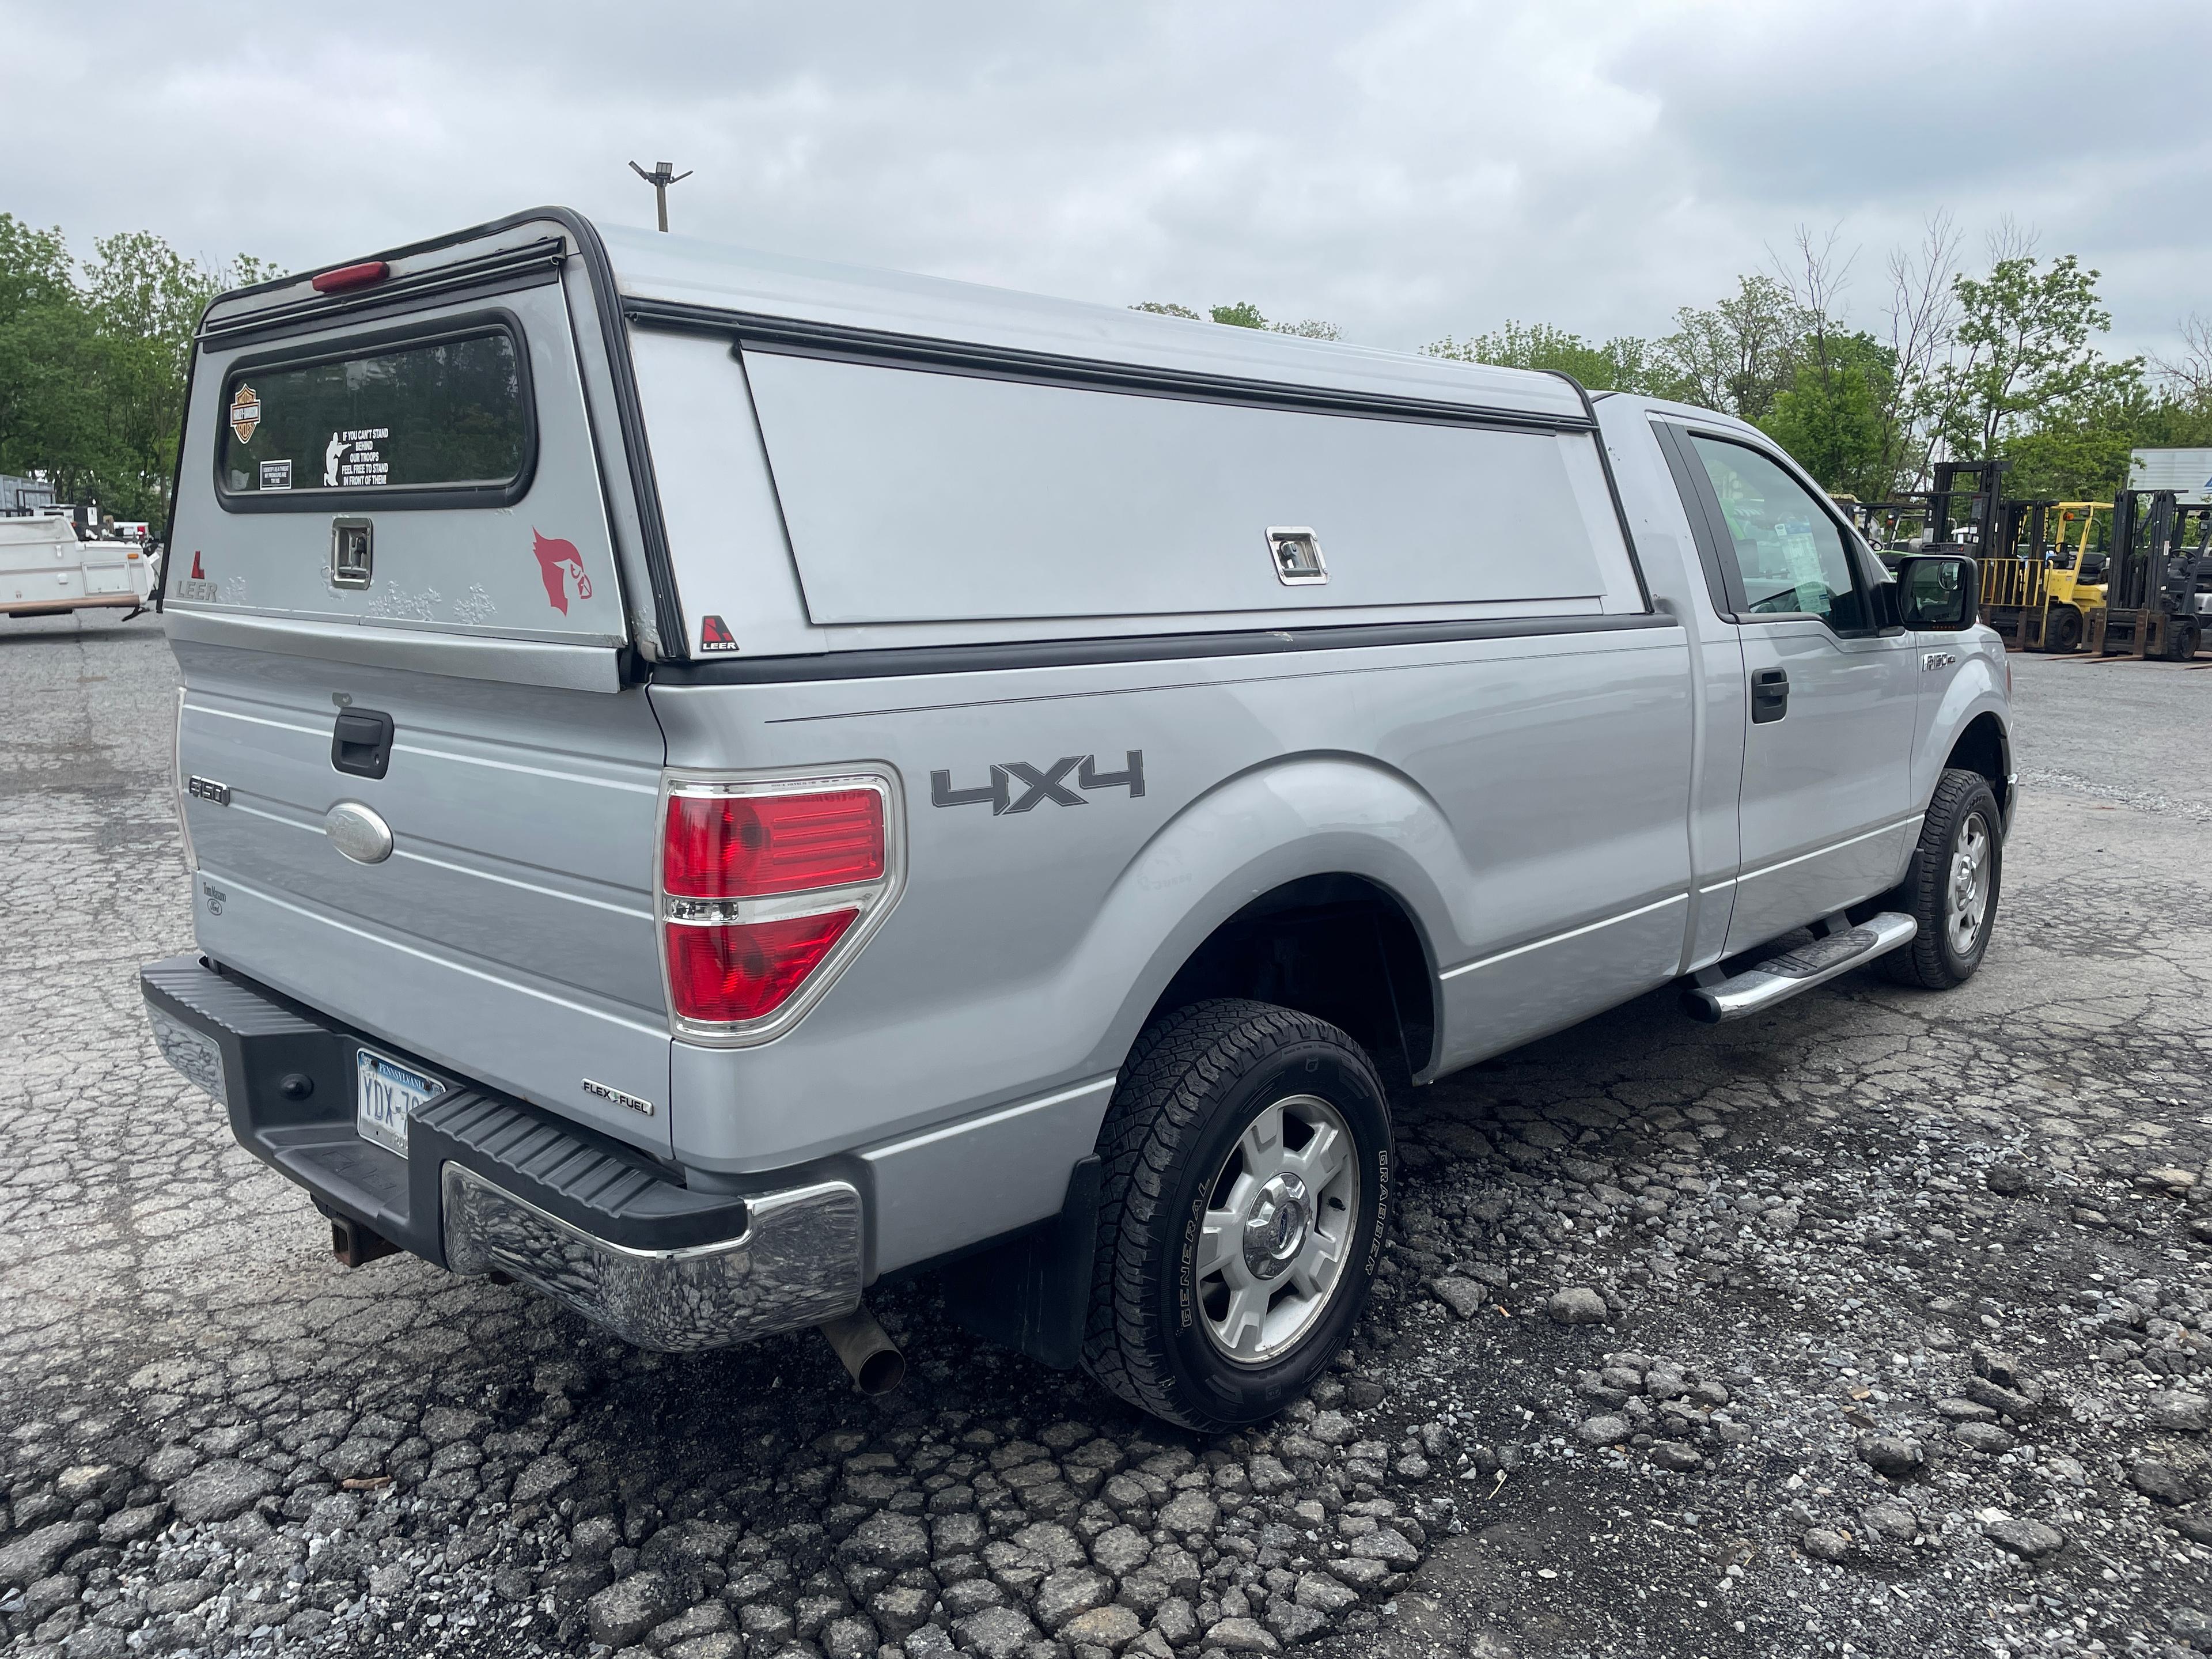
[1,619,2207,1659]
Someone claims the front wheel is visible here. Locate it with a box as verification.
[2041,606,2083,654]
[1081,999,1392,1431]
[1883,769,2003,990]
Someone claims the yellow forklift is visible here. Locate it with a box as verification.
[2088,490,2210,660]
[1979,498,2111,653]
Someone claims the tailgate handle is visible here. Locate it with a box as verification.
[332,709,396,779]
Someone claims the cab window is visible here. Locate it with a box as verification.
[1687,436,1867,631]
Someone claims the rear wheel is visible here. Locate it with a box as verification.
[2041,606,2083,654]
[1082,999,1391,1431]
[1882,770,2003,990]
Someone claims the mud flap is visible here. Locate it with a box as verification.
[940,1156,1101,1370]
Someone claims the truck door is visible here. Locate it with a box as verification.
[1658,426,1919,955]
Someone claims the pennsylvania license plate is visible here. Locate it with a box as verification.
[355,1048,442,1157]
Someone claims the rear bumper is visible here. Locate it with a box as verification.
[139,953,862,1351]
[6,593,143,614]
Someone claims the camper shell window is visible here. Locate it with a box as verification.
[214,310,536,512]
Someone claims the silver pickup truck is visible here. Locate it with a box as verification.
[141,209,2011,1431]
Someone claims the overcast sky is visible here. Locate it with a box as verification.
[6,0,2208,362]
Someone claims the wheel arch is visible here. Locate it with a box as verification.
[1941,708,2013,832]
[1078,753,1466,1093]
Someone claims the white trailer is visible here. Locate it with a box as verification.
[1,514,151,618]
[2129,446,2212,503]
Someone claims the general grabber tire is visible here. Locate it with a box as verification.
[1881,768,2003,990]
[1081,999,1392,1432]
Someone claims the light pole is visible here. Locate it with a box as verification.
[627,160,694,233]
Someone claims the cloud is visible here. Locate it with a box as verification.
[3,0,2206,359]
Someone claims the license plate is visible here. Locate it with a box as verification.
[355,1048,442,1157]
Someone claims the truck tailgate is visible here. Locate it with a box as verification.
[177,641,673,1155]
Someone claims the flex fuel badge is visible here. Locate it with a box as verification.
[229,385,260,444]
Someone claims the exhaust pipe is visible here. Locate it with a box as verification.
[820,1302,907,1396]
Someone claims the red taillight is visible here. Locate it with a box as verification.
[658,778,896,1035]
[664,789,885,899]
[312,260,390,294]
[666,910,858,1022]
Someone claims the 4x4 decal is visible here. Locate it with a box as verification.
[930,751,1145,816]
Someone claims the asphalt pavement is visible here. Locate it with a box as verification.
[1,615,2206,1659]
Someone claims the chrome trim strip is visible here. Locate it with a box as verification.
[441,1163,862,1352]
[1440,892,1688,982]
[863,1074,1118,1161]
[1733,815,1923,887]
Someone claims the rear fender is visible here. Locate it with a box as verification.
[1074,754,1469,1080]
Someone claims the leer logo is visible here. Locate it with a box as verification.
[530,531,593,615]
[699,615,739,652]
[229,385,260,444]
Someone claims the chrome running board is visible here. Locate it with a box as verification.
[1681,911,1916,1024]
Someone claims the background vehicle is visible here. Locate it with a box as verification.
[2091,490,2210,660]
[139,210,2010,1430]
[2,514,152,619]
[1979,498,2110,653]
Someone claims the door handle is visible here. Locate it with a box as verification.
[1751,667,1789,724]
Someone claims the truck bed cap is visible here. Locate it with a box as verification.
[597,218,1590,424]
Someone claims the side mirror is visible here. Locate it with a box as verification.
[1896,554,1978,630]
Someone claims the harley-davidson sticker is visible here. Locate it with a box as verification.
[229,385,261,444]
[699,614,739,652]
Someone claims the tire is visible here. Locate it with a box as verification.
[1881,769,2003,990]
[2166,620,2200,662]
[1081,999,1392,1431]
[2041,607,2082,654]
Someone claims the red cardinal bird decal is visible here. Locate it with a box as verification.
[531,531,593,615]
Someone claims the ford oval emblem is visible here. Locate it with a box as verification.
[325,801,394,865]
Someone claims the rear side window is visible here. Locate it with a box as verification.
[216,315,534,509]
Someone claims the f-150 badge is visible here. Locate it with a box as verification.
[931,751,1145,816]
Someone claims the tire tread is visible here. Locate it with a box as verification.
[1080,998,1368,1429]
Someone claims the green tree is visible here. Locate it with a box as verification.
[0,216,274,524]
[1936,253,2120,462]
[1657,274,1808,423]
[1131,300,1202,320]
[1425,319,1671,394]
[1998,359,2156,498]
[1758,332,1895,499]
[0,215,107,502]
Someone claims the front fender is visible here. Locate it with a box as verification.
[1915,631,2012,821]
[1066,753,1475,1078]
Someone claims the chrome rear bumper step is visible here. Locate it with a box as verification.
[1682,911,1916,1024]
